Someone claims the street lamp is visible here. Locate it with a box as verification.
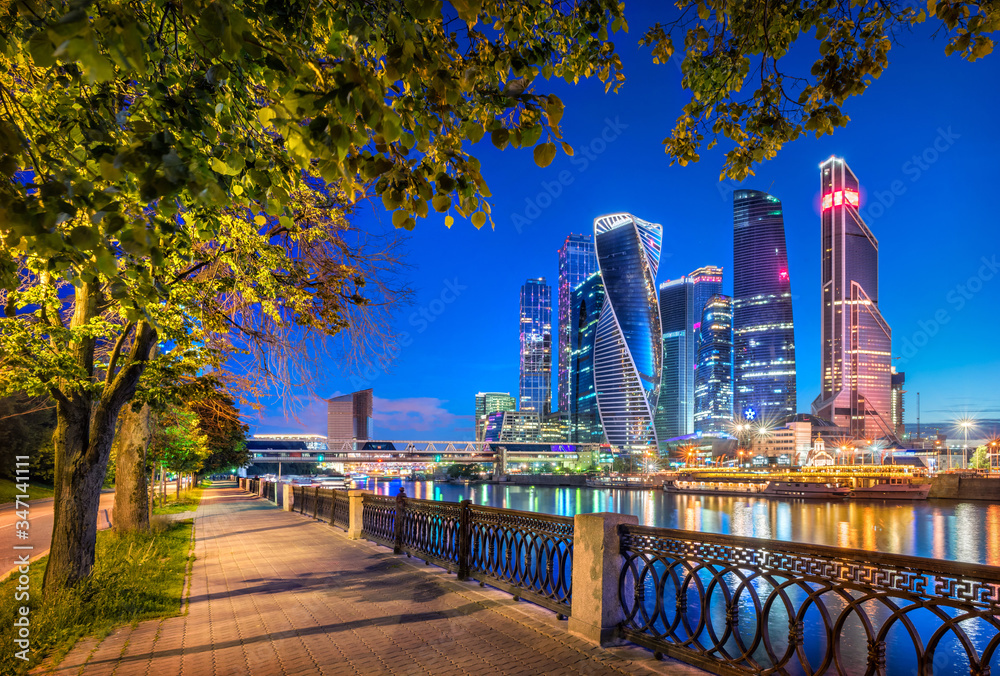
[955,418,977,470]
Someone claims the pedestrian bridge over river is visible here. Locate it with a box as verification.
[247,439,608,473]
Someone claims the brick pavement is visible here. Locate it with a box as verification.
[35,482,703,676]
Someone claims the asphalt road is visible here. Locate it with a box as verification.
[1,491,117,579]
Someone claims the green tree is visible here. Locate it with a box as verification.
[969,445,990,470]
[641,0,998,179]
[446,463,482,479]
[0,393,56,483]
[0,0,625,590]
[190,389,249,476]
[150,406,210,498]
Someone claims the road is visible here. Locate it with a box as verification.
[1,491,116,579]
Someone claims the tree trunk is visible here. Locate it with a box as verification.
[43,320,157,591]
[112,403,151,534]
[176,471,181,499]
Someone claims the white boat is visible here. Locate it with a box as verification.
[313,475,351,490]
[849,479,931,500]
[663,479,768,496]
[586,476,661,489]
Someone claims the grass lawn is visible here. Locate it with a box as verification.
[152,485,204,515]
[0,478,54,504]
[0,519,194,675]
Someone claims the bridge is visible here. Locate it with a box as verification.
[247,439,610,475]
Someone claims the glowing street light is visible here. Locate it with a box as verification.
[954,417,978,470]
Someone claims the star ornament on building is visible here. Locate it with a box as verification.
[743,407,757,421]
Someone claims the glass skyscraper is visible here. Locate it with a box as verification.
[694,294,734,435]
[474,392,516,441]
[519,278,552,415]
[557,233,598,414]
[733,190,797,422]
[812,157,894,440]
[593,212,662,452]
[569,272,605,444]
[653,266,722,444]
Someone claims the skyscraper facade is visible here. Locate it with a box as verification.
[733,190,798,423]
[519,278,552,415]
[557,233,598,413]
[890,369,905,439]
[812,157,894,440]
[569,272,605,444]
[593,212,663,452]
[326,389,373,441]
[694,294,734,435]
[474,392,516,441]
[653,266,722,444]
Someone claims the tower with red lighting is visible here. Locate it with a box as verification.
[811,156,895,441]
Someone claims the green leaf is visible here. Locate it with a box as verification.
[491,128,510,150]
[533,142,556,168]
[432,194,451,212]
[69,226,99,250]
[471,211,486,228]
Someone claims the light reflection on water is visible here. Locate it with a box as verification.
[362,478,999,565]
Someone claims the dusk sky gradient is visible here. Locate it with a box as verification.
[252,4,1000,441]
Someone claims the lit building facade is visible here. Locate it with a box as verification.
[483,410,541,442]
[653,266,722,444]
[750,421,812,464]
[557,234,598,413]
[569,272,606,445]
[733,190,797,422]
[694,294,734,435]
[326,389,373,442]
[811,157,895,440]
[519,278,552,415]
[890,369,905,438]
[593,212,663,452]
[474,392,516,441]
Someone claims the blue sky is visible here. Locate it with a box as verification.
[252,4,1000,440]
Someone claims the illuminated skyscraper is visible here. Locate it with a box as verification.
[326,389,373,441]
[569,272,605,444]
[593,213,663,452]
[694,295,734,435]
[653,266,722,444]
[812,157,895,440]
[890,369,905,438]
[474,392,516,441]
[557,234,598,413]
[733,190,797,422]
[519,278,552,415]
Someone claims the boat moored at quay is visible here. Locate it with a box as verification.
[659,467,934,500]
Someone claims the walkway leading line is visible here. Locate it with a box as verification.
[34,482,701,676]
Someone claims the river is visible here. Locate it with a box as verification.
[359,478,1000,565]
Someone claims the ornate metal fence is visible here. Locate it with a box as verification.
[468,504,573,616]
[361,494,397,548]
[332,490,350,530]
[399,497,465,573]
[617,524,1000,676]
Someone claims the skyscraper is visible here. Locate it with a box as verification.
[519,278,552,415]
[694,295,734,435]
[653,266,722,443]
[474,392,516,441]
[326,389,373,441]
[557,234,598,413]
[593,212,663,452]
[733,190,797,422]
[812,157,894,440]
[569,272,605,444]
[890,368,905,439]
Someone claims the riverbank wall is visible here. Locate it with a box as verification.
[929,474,1000,500]
[489,474,589,487]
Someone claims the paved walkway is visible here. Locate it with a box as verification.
[36,483,700,676]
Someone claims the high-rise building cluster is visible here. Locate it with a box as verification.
[477,155,899,455]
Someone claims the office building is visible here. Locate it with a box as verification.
[733,190,798,422]
[474,392,516,441]
[569,272,605,444]
[811,157,895,440]
[694,294,734,435]
[557,234,598,413]
[593,212,663,452]
[519,278,552,415]
[326,389,373,442]
[483,410,542,443]
[890,369,905,438]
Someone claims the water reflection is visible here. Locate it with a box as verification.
[362,479,997,565]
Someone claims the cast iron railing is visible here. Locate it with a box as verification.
[332,490,350,530]
[360,491,573,616]
[617,524,1000,676]
[468,504,573,615]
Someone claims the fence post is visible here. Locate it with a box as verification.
[394,487,406,555]
[282,483,294,511]
[313,486,320,519]
[457,499,471,580]
[298,486,305,514]
[347,489,370,540]
[567,512,638,646]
